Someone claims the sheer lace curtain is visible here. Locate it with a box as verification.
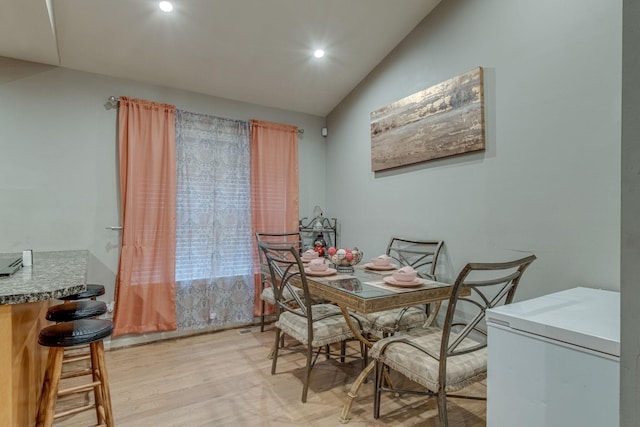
[250,119,300,316]
[175,111,254,330]
[113,97,177,337]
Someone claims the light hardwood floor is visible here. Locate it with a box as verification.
[54,326,486,426]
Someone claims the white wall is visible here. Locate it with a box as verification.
[0,57,327,303]
[326,0,622,302]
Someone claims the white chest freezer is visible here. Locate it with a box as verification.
[486,287,620,427]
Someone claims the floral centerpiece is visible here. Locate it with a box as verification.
[327,246,363,273]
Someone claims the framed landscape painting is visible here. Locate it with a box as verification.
[370,67,485,172]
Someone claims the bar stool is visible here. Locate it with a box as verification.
[45,300,108,412]
[50,285,108,360]
[36,319,115,427]
[46,300,108,359]
[47,300,107,322]
[59,284,106,301]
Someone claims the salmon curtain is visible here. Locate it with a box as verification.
[250,120,299,316]
[113,97,177,336]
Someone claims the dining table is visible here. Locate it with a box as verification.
[302,264,464,423]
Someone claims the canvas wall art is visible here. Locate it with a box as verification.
[370,67,485,172]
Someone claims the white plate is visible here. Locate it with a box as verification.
[364,262,398,271]
[304,268,337,277]
[383,276,426,287]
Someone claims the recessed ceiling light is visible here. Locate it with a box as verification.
[313,49,325,59]
[159,1,173,12]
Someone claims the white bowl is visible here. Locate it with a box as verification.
[392,267,417,282]
[372,255,392,267]
[301,250,319,260]
[308,259,329,271]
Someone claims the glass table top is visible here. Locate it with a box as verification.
[307,266,450,301]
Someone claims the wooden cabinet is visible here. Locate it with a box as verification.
[0,301,51,427]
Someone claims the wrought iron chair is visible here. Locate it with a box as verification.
[255,231,303,332]
[370,254,536,426]
[258,240,369,403]
[364,237,445,336]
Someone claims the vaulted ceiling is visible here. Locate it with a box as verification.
[0,0,440,116]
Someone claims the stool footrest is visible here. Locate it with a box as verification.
[58,381,101,397]
[63,353,91,363]
[60,368,93,379]
[53,403,96,419]
[66,344,91,351]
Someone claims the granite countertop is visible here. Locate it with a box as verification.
[0,250,88,305]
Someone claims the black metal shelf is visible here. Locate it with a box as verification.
[299,216,337,251]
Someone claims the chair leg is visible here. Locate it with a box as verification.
[260,299,266,332]
[302,344,313,403]
[36,348,64,427]
[373,360,384,419]
[362,343,369,368]
[96,341,114,426]
[271,329,281,375]
[340,340,346,363]
[91,341,114,426]
[90,342,105,423]
[359,342,365,370]
[437,387,448,427]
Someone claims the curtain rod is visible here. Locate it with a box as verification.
[105,96,304,135]
[105,96,119,109]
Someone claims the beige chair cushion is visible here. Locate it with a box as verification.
[369,326,487,392]
[364,306,428,335]
[260,286,301,304]
[260,286,276,304]
[261,286,325,306]
[276,304,369,348]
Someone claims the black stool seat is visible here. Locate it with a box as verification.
[46,300,107,322]
[59,284,105,301]
[39,319,114,347]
